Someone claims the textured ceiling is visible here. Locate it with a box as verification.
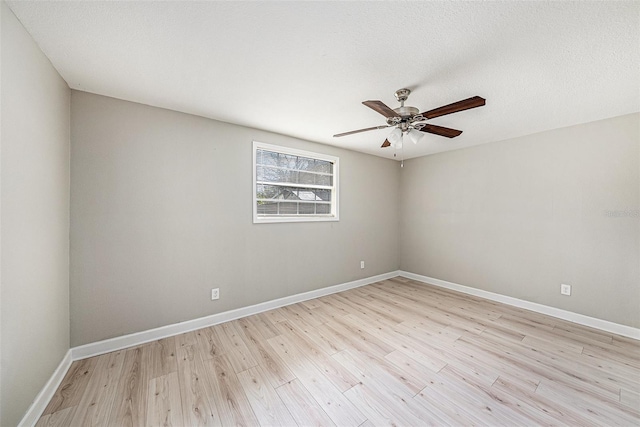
[6,1,640,160]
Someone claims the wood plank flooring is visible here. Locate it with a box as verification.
[37,277,640,426]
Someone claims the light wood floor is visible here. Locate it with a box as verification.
[38,277,640,426]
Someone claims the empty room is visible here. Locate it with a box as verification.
[1,1,639,426]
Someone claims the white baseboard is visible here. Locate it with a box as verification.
[72,270,401,360]
[18,350,72,427]
[18,269,638,426]
[71,269,639,360]
[399,271,640,340]
[19,271,399,426]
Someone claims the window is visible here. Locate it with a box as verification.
[253,141,339,223]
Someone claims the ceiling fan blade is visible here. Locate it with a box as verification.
[421,124,463,138]
[333,125,390,137]
[381,139,391,148]
[362,100,401,118]
[420,96,485,119]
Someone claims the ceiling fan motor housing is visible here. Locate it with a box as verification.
[393,88,419,119]
[394,105,419,118]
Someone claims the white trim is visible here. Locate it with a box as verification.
[18,350,72,427]
[399,271,640,340]
[71,269,639,360]
[253,141,339,224]
[72,271,400,360]
[21,269,639,426]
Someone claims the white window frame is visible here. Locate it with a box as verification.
[253,141,339,224]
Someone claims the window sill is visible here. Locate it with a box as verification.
[253,215,339,224]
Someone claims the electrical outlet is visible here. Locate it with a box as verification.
[560,284,571,296]
[211,288,220,300]
[360,261,365,269]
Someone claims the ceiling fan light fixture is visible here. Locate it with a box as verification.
[407,128,423,144]
[387,128,403,147]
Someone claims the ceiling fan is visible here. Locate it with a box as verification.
[334,88,485,148]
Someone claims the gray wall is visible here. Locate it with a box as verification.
[400,113,640,328]
[1,2,71,426]
[69,91,639,347]
[70,91,400,346]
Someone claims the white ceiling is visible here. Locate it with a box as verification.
[6,1,640,160]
